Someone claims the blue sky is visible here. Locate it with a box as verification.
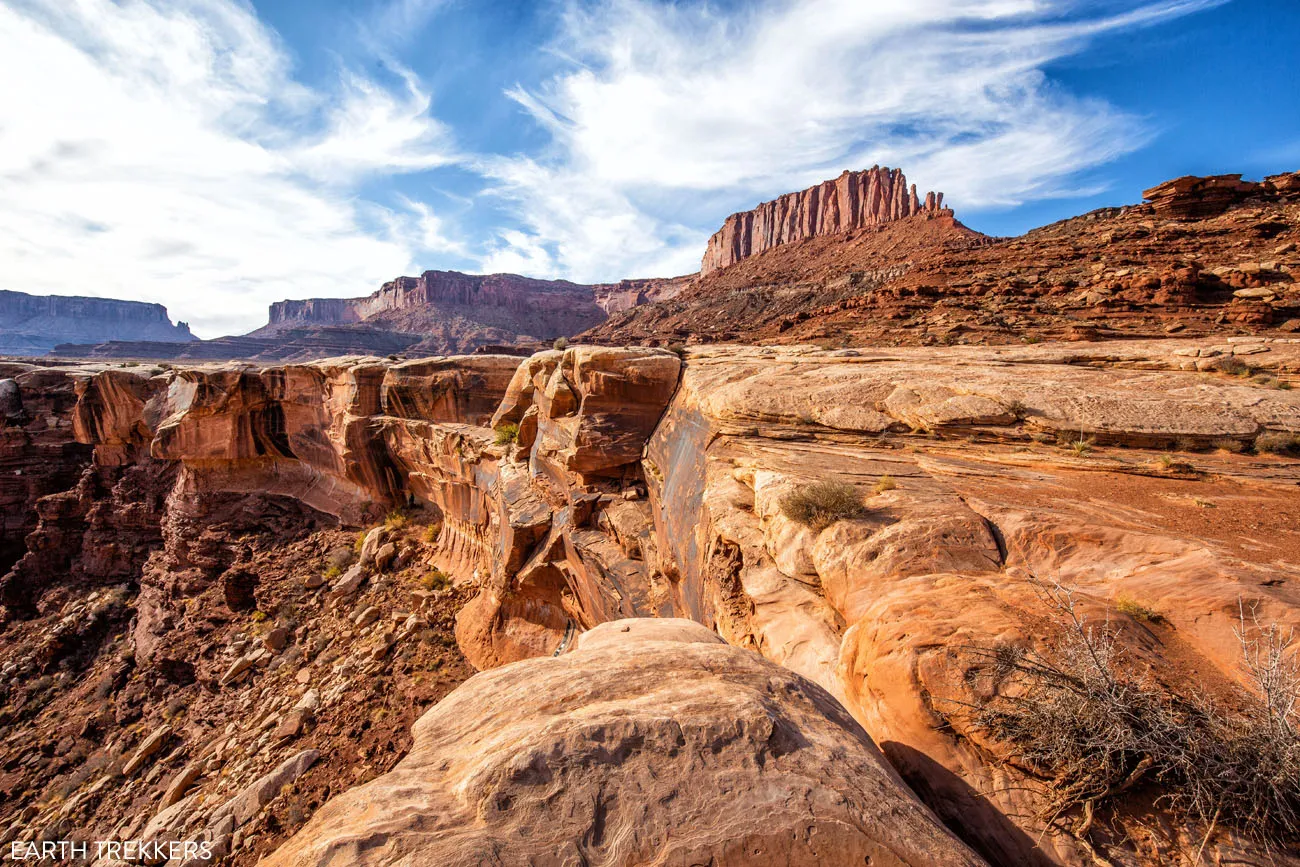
[1,0,1296,337]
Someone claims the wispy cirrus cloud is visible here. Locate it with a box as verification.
[0,0,461,336]
[484,0,1227,280]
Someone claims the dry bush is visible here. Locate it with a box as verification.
[1211,438,1245,454]
[962,582,1300,850]
[779,480,866,530]
[1256,432,1300,455]
[874,474,897,495]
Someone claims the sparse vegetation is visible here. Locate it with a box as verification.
[1115,596,1163,623]
[323,563,342,581]
[1070,438,1093,457]
[874,474,897,495]
[1217,357,1254,378]
[384,510,409,530]
[553,337,570,351]
[353,531,366,554]
[1212,438,1245,454]
[1255,432,1300,455]
[1251,373,1290,390]
[961,581,1300,850]
[420,569,452,591]
[666,342,686,358]
[494,423,519,446]
[423,523,441,544]
[779,481,867,530]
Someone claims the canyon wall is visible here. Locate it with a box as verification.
[700,166,948,274]
[3,340,1300,865]
[0,290,194,355]
[264,270,604,334]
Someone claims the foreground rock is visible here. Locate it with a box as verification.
[261,618,982,867]
[4,340,1300,865]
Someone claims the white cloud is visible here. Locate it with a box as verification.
[0,0,459,337]
[489,0,1225,279]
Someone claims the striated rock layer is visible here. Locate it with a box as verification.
[262,618,982,867]
[700,166,949,274]
[0,290,194,356]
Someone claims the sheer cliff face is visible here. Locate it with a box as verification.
[265,271,605,332]
[700,166,947,274]
[0,290,194,355]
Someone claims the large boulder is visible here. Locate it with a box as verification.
[261,618,982,867]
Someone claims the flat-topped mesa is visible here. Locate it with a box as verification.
[266,270,595,328]
[701,166,948,274]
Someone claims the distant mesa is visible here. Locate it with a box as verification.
[701,166,949,274]
[0,290,194,356]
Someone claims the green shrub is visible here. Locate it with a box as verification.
[420,569,452,591]
[780,481,866,530]
[494,423,519,446]
[1115,596,1162,623]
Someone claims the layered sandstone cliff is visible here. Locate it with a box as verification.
[700,166,949,274]
[2,340,1299,865]
[0,290,194,356]
[264,270,603,333]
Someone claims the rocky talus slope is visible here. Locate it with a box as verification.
[0,339,1297,865]
[589,170,1300,347]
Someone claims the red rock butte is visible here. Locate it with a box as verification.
[700,166,947,274]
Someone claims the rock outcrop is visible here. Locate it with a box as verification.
[261,618,982,867]
[0,290,194,356]
[1143,170,1300,220]
[587,169,1300,347]
[700,166,949,274]
[3,339,1300,866]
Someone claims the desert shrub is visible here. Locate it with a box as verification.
[874,474,897,495]
[420,569,452,591]
[1256,432,1300,455]
[384,510,408,530]
[323,564,342,581]
[1251,373,1288,390]
[1212,438,1245,454]
[1115,596,1162,623]
[494,423,519,446]
[353,531,366,554]
[553,337,570,351]
[1217,357,1254,378]
[423,523,441,544]
[962,582,1300,848]
[779,481,866,530]
[666,342,686,358]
